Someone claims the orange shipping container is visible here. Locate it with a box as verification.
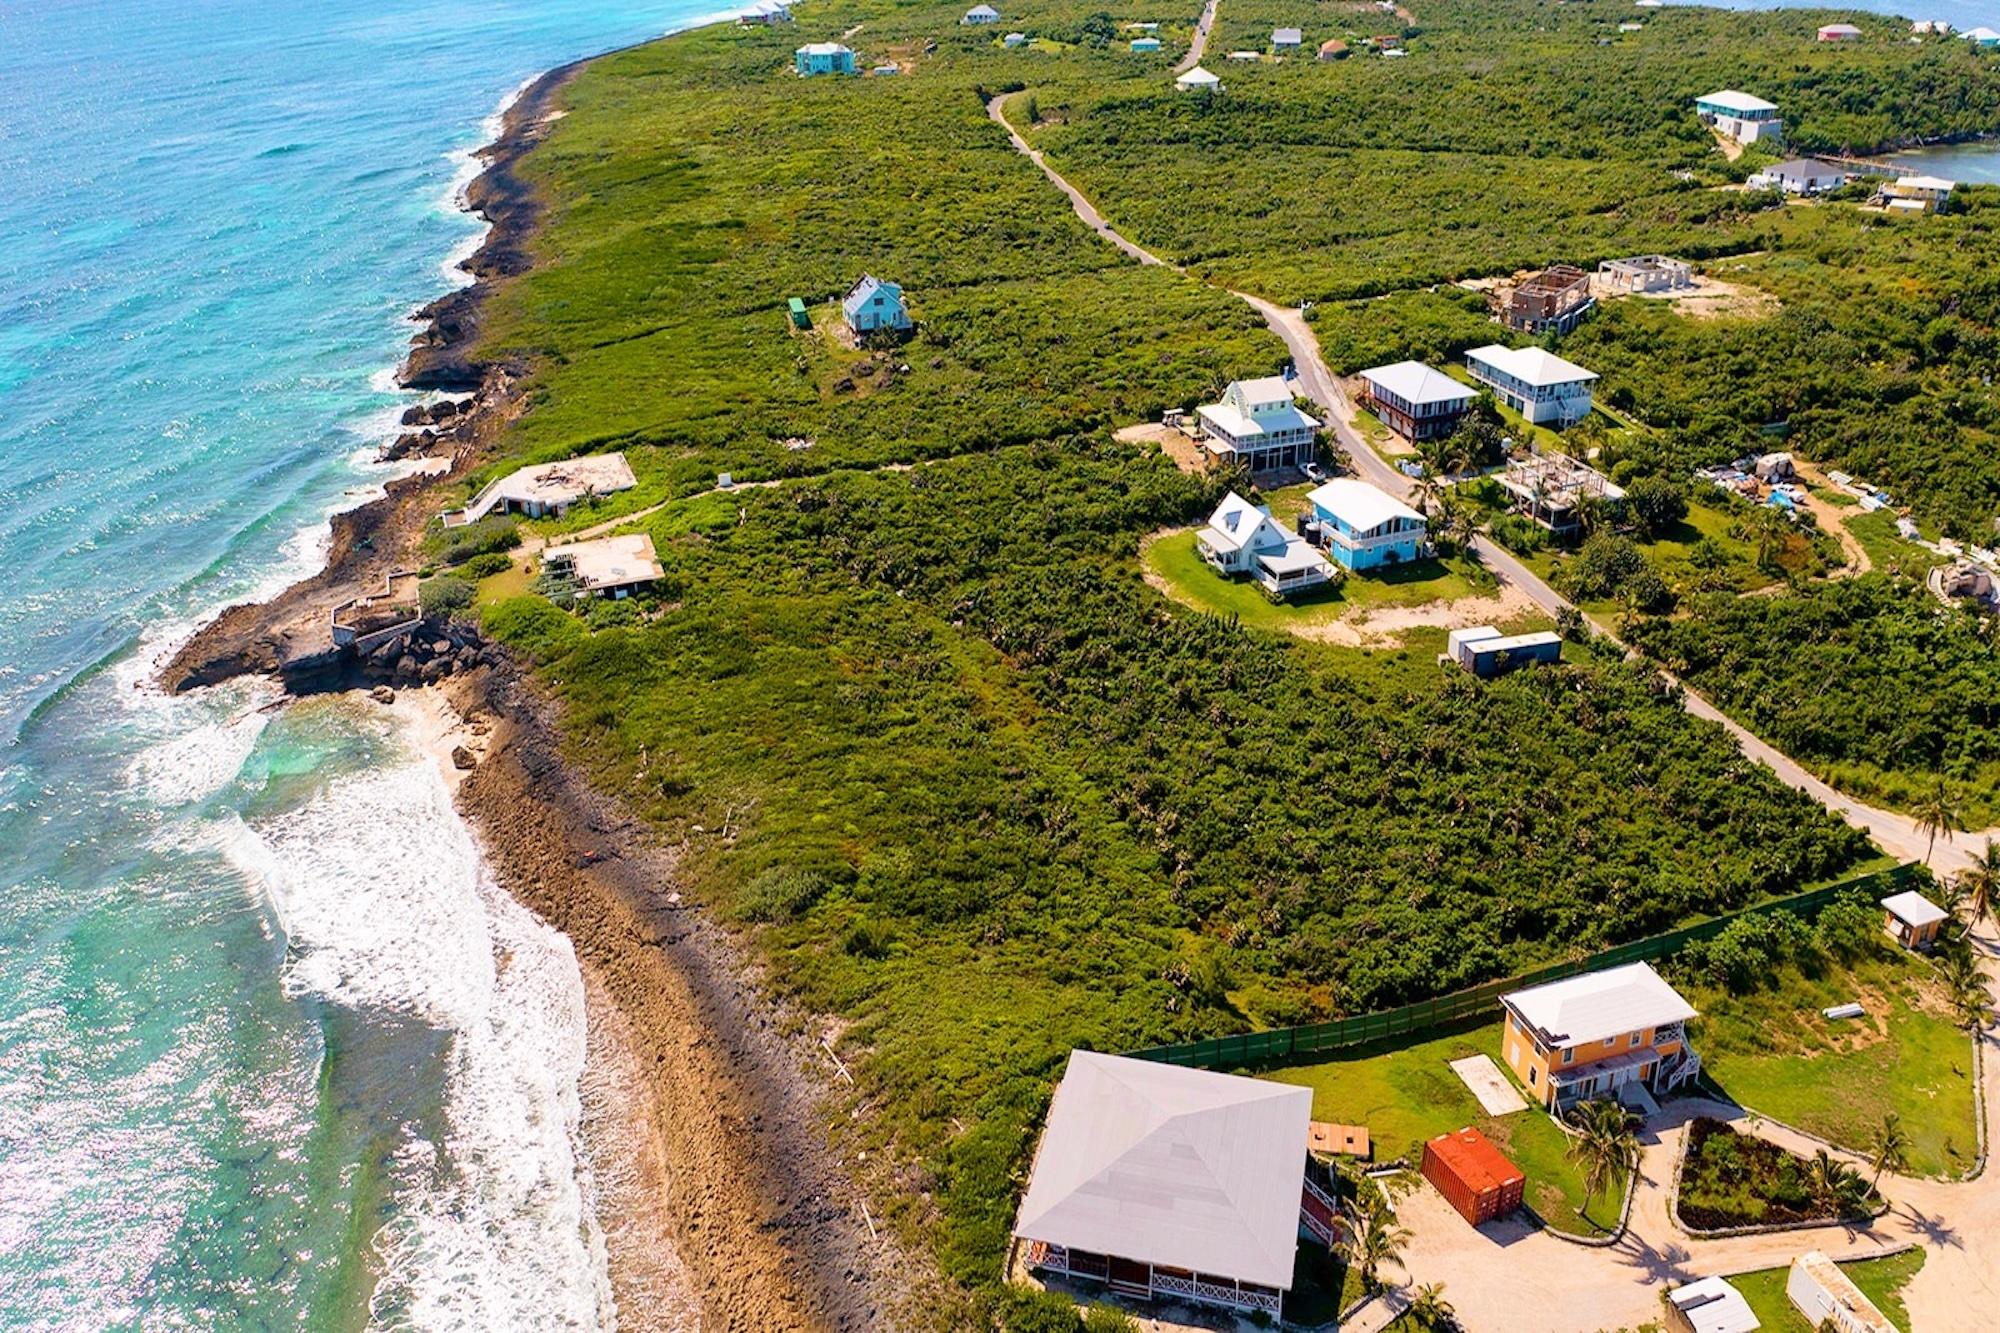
[1421,1127,1525,1227]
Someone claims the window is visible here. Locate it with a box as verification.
[1629,1031,1642,1048]
[1561,1047,1574,1066]
[1529,1067,1538,1086]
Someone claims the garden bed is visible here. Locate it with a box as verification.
[1675,1117,1881,1231]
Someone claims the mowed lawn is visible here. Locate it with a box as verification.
[1728,1248,1924,1332]
[1689,950,1979,1178]
[1259,1018,1627,1237]
[1141,526,1489,636]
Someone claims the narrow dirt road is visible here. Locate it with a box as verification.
[982,91,1999,874]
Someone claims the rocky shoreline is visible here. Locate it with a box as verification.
[160,41,928,1332]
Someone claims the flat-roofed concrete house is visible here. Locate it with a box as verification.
[1358,360,1477,442]
[1600,254,1693,294]
[1502,265,1595,335]
[1272,26,1302,50]
[1881,889,1948,951]
[794,41,857,75]
[1465,344,1597,426]
[1014,1052,1315,1318]
[1748,158,1846,195]
[1818,22,1862,40]
[1501,962,1700,1111]
[1695,89,1783,144]
[442,452,638,527]
[1306,479,1427,570]
[1883,174,1956,212]
[1176,65,1223,92]
[1666,1276,1760,1333]
[964,3,1000,23]
[842,274,911,335]
[1197,376,1318,471]
[540,533,664,600]
[1195,491,1335,597]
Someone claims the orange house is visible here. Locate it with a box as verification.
[1499,962,1699,1111]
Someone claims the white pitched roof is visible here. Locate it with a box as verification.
[1014,1052,1310,1288]
[1177,65,1222,85]
[1963,25,2000,39]
[1467,343,1597,388]
[1698,89,1778,113]
[1361,360,1477,407]
[1895,174,1956,191]
[1819,22,1862,34]
[1882,890,1948,928]
[1203,491,1288,554]
[966,3,1000,15]
[1668,1277,1760,1333]
[1503,962,1697,1047]
[1273,27,1303,42]
[799,41,851,54]
[1231,375,1295,406]
[1307,478,1423,532]
[842,273,902,318]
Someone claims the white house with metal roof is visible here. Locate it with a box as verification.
[794,41,857,75]
[1882,889,1948,951]
[963,3,1000,22]
[1196,376,1318,472]
[1748,158,1847,195]
[1272,26,1303,50]
[1358,360,1478,442]
[1694,89,1783,144]
[1195,492,1334,597]
[1305,479,1427,571]
[841,274,911,335]
[1465,344,1597,426]
[1014,1051,1313,1317]
[1175,65,1223,92]
[1500,962,1700,1110]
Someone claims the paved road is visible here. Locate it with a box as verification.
[1174,0,1219,74]
[986,91,1999,879]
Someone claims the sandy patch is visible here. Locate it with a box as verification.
[1118,420,1207,474]
[1293,577,1540,648]
[1620,272,1778,322]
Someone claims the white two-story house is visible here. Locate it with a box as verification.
[1196,377,1319,472]
[1195,492,1334,597]
[1465,345,1597,428]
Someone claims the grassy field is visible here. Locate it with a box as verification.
[1687,949,1979,1178]
[1728,1248,1925,1333]
[1260,1018,1627,1237]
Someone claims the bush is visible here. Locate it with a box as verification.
[842,917,892,960]
[461,551,516,579]
[433,515,520,566]
[418,575,475,617]
[1553,533,1674,612]
[1000,1288,1079,1333]
[738,868,828,925]
[1624,475,1689,540]
[1081,1308,1138,1333]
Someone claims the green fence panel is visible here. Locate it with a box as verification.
[1124,863,1919,1069]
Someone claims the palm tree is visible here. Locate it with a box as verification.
[1339,1202,1410,1293]
[1914,776,1963,862]
[1955,838,2000,931]
[1805,1149,1860,1209]
[1868,1113,1910,1188]
[1941,949,1994,1031]
[1565,1097,1642,1207]
[1407,1282,1459,1332]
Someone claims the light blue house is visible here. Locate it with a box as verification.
[795,42,857,75]
[842,274,912,335]
[1306,479,1428,571]
[1132,36,1162,52]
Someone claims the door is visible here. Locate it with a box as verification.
[1107,1256,1150,1298]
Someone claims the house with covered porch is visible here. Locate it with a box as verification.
[1500,962,1700,1112]
[1305,479,1427,570]
[1014,1052,1324,1319]
[1196,376,1319,473]
[1357,360,1477,443]
[1195,492,1335,598]
[1466,344,1597,427]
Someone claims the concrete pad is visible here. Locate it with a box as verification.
[1448,1054,1527,1116]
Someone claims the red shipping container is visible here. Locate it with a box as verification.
[1421,1127,1525,1227]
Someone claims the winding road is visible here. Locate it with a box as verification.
[1174,0,1218,74]
[985,89,1994,879]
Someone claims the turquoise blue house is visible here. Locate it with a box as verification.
[795,42,857,75]
[1305,479,1428,571]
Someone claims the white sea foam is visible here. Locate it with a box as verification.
[214,726,615,1332]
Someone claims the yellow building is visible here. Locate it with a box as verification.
[1499,962,1699,1110]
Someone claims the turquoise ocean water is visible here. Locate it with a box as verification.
[0,2,721,1327]
[5,0,1999,1327]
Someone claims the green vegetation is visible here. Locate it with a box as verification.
[1729,1248,1925,1333]
[1667,898,1979,1177]
[1261,1019,1626,1236]
[1626,575,2000,827]
[1676,1118,1880,1231]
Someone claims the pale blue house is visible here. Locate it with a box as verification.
[1306,479,1428,571]
[842,274,912,335]
[795,42,857,75]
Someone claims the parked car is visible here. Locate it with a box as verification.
[1302,461,1327,482]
